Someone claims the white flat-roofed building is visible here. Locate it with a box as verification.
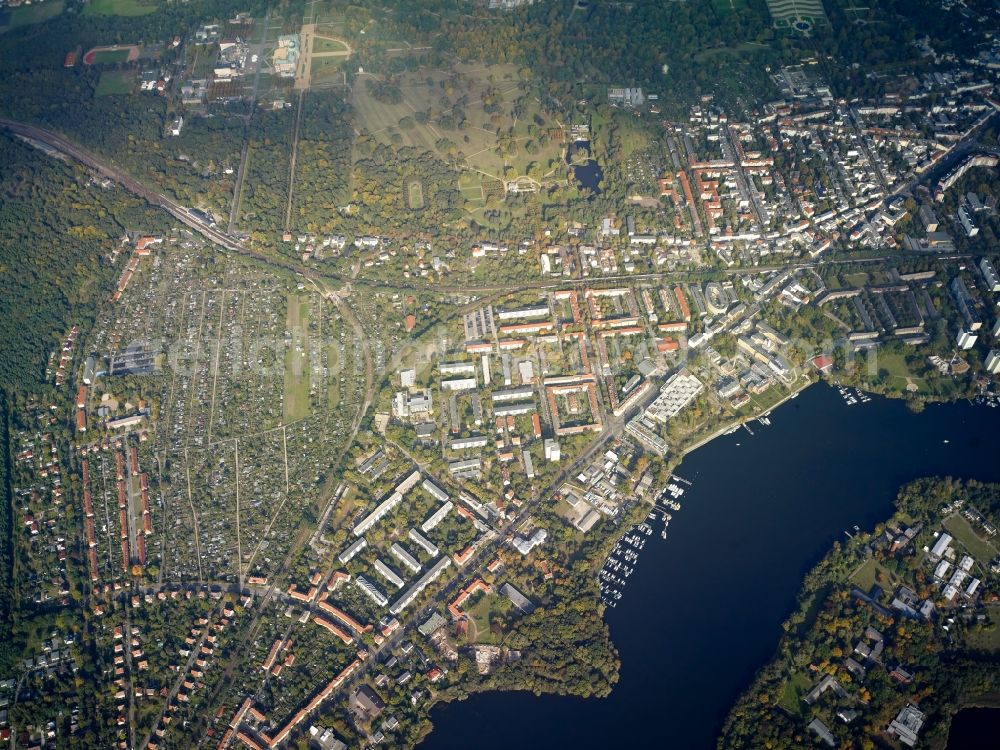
[355,576,388,608]
[512,528,547,555]
[986,350,1000,374]
[339,538,368,564]
[442,377,477,391]
[400,368,416,387]
[439,362,477,376]
[408,528,440,557]
[450,435,488,451]
[449,458,482,478]
[390,543,422,574]
[353,471,421,536]
[496,305,551,321]
[373,559,405,590]
[644,369,704,424]
[980,258,1000,292]
[544,439,561,462]
[353,492,403,537]
[422,478,449,503]
[957,329,978,350]
[393,389,433,419]
[421,501,454,533]
[493,402,535,417]
[930,533,953,559]
[625,414,669,456]
[389,557,452,615]
[492,386,536,402]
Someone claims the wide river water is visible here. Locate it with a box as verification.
[419,383,1000,749]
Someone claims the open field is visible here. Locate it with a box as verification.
[313,37,347,53]
[309,55,344,85]
[943,514,998,564]
[284,294,312,422]
[0,0,63,32]
[875,350,920,389]
[82,0,158,16]
[777,671,812,715]
[693,41,770,62]
[850,557,899,593]
[967,604,1000,652]
[350,62,566,213]
[95,70,135,97]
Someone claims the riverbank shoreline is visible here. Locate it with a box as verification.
[419,385,1000,750]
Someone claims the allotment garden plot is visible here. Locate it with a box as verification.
[93,245,368,584]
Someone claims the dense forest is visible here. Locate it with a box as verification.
[0,133,137,388]
[349,143,464,236]
[291,90,355,233]
[0,390,14,672]
[240,108,294,234]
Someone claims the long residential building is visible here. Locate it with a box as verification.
[441,377,478,391]
[450,435,488,451]
[389,557,453,615]
[355,575,388,608]
[492,386,536,402]
[390,543,422,573]
[408,528,440,557]
[493,402,536,417]
[338,538,368,564]
[422,501,454,533]
[353,470,421,536]
[373,559,405,590]
[496,304,551,320]
[422,478,449,502]
[439,361,477,376]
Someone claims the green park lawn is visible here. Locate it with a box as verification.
[95,70,135,96]
[83,0,158,16]
[0,0,64,32]
[313,37,348,53]
[943,514,998,564]
[283,295,312,422]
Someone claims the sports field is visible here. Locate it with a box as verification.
[83,45,139,65]
[95,70,135,97]
[283,294,311,422]
[82,0,158,17]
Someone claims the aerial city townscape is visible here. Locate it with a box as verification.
[1,0,1000,748]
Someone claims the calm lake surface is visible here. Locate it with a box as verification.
[946,707,1000,749]
[420,383,1000,749]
